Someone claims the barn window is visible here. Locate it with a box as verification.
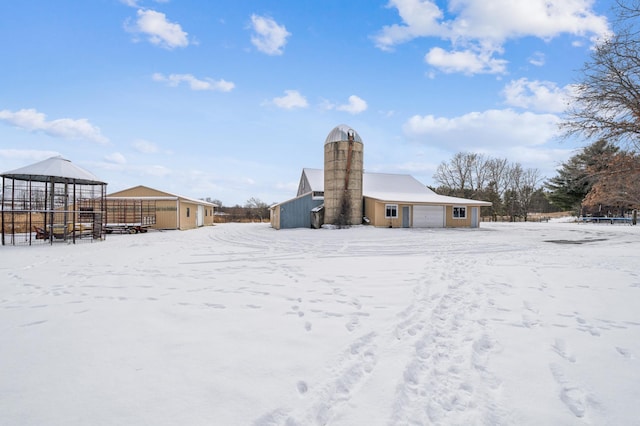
[453,206,466,219]
[186,207,190,218]
[385,204,398,218]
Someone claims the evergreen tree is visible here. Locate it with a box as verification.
[545,140,619,211]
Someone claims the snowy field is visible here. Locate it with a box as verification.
[1,220,639,425]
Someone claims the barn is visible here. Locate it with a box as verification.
[270,125,491,230]
[106,185,217,231]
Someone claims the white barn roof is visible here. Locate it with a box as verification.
[298,168,491,206]
[1,156,105,185]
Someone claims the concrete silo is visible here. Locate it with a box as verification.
[323,124,364,226]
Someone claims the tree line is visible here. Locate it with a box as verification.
[202,196,271,223]
[437,0,640,221]
[555,0,640,218]
[432,152,553,221]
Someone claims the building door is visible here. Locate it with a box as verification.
[197,205,204,227]
[413,206,444,228]
[402,206,410,228]
[471,207,479,228]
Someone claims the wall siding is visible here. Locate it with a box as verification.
[277,194,324,229]
[445,205,472,227]
[107,186,215,230]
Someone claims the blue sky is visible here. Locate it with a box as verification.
[0,0,614,206]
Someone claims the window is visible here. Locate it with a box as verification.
[453,206,466,219]
[186,207,190,218]
[385,204,398,218]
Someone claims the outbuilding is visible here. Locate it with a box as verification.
[270,124,492,230]
[107,185,217,230]
[1,156,107,245]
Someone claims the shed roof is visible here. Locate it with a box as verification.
[107,185,218,207]
[298,168,491,206]
[1,156,105,185]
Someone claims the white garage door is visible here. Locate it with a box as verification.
[413,205,444,228]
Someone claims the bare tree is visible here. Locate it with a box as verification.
[514,167,543,221]
[562,0,640,151]
[433,152,480,195]
[244,197,270,222]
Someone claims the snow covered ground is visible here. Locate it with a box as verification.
[1,220,639,425]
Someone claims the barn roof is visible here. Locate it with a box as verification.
[1,156,105,185]
[107,185,218,207]
[297,168,491,206]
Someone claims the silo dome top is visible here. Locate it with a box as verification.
[324,124,362,144]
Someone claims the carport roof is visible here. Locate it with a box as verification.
[1,156,105,185]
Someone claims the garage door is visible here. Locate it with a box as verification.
[413,205,444,228]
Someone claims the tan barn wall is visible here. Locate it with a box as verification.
[155,199,179,229]
[445,205,472,227]
[203,205,215,226]
[270,205,281,230]
[364,198,410,228]
[179,201,198,230]
[108,186,216,230]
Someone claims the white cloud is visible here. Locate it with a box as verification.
[374,0,610,75]
[502,78,573,113]
[425,47,507,74]
[0,108,109,144]
[271,90,308,109]
[373,0,443,51]
[152,73,235,92]
[133,139,158,153]
[249,15,290,55]
[403,108,561,151]
[528,51,545,67]
[129,9,189,49]
[336,95,368,115]
[105,152,127,164]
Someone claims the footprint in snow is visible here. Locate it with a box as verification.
[615,346,633,359]
[552,338,576,363]
[296,380,308,394]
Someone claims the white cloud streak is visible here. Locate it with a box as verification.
[129,9,189,49]
[502,78,574,113]
[403,109,561,151]
[336,95,368,114]
[0,108,109,144]
[271,90,308,109]
[105,152,127,165]
[249,15,290,55]
[152,73,235,92]
[133,139,159,153]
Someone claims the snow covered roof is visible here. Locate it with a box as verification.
[363,173,491,206]
[298,168,491,206]
[302,168,324,191]
[108,185,218,207]
[1,156,105,185]
[324,124,363,144]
